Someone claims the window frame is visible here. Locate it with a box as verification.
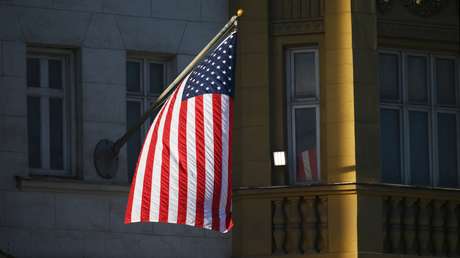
[379,49,460,187]
[285,47,320,185]
[126,57,168,179]
[126,58,167,135]
[26,48,77,177]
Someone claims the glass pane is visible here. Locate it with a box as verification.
[294,108,318,183]
[27,97,41,168]
[438,113,458,187]
[149,63,164,95]
[49,98,64,170]
[409,111,430,185]
[27,58,40,88]
[48,59,63,89]
[127,101,142,181]
[127,61,141,92]
[407,56,428,104]
[293,52,316,99]
[379,54,400,101]
[149,101,160,125]
[380,109,402,183]
[436,58,456,106]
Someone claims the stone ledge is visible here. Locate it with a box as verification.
[15,176,129,195]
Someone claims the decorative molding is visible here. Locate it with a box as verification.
[401,0,445,17]
[16,176,130,194]
[270,0,324,21]
[378,21,459,43]
[271,19,324,36]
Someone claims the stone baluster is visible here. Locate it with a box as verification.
[445,202,458,257]
[383,196,393,252]
[414,198,421,255]
[456,204,460,256]
[428,200,437,256]
[299,197,315,253]
[405,198,417,254]
[433,200,444,255]
[318,196,328,252]
[272,199,286,254]
[399,198,407,253]
[441,201,452,257]
[390,197,402,253]
[419,199,431,256]
[285,197,301,254]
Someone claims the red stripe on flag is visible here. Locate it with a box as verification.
[211,94,222,231]
[177,100,188,224]
[225,99,233,230]
[140,103,168,221]
[195,95,205,227]
[159,90,180,223]
[309,149,318,181]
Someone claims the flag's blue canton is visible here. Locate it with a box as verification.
[182,32,237,100]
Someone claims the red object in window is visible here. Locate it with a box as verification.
[297,149,318,182]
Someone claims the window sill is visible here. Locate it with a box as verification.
[15,176,130,195]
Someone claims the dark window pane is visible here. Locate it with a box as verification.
[380,109,402,183]
[27,97,41,168]
[407,56,428,104]
[409,111,430,185]
[48,59,63,89]
[149,63,164,94]
[294,108,318,183]
[294,52,316,98]
[149,101,160,125]
[49,98,64,170]
[438,113,458,187]
[379,54,400,101]
[436,58,456,106]
[127,62,141,92]
[127,101,142,181]
[27,58,40,88]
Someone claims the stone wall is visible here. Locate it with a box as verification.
[0,0,231,257]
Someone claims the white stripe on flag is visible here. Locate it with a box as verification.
[186,98,197,226]
[203,94,214,229]
[302,151,312,181]
[150,94,175,221]
[167,80,187,223]
[219,95,230,232]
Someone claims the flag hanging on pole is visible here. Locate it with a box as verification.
[125,30,237,233]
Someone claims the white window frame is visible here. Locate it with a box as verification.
[379,49,460,187]
[126,58,167,136]
[126,57,168,179]
[285,47,320,184]
[26,48,76,176]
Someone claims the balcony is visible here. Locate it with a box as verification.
[233,183,460,258]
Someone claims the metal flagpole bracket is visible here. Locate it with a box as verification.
[94,139,118,179]
[93,9,243,179]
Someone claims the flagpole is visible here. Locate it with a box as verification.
[94,9,244,179]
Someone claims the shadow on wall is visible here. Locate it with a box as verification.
[0,249,15,258]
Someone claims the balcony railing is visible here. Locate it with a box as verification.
[234,182,460,258]
[381,186,460,256]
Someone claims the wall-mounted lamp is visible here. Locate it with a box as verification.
[273,151,286,166]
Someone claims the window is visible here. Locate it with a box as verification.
[379,50,459,187]
[26,50,75,176]
[126,58,167,180]
[286,48,320,184]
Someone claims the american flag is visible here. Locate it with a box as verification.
[125,31,237,233]
[297,149,318,182]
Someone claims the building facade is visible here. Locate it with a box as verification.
[232,0,459,258]
[0,1,231,257]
